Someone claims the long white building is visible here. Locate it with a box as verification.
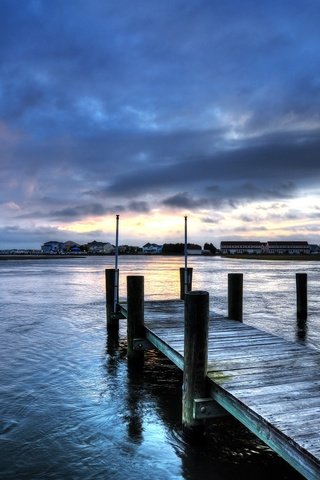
[220,240,311,255]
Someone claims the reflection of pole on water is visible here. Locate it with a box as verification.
[114,214,119,313]
[126,359,144,442]
[105,328,120,375]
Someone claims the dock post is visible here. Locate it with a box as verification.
[228,273,243,322]
[182,290,209,436]
[106,268,119,329]
[296,273,307,320]
[179,267,193,300]
[127,276,144,361]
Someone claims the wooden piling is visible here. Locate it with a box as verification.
[296,273,307,320]
[182,290,209,435]
[127,276,145,360]
[105,268,119,329]
[180,267,193,300]
[228,273,243,322]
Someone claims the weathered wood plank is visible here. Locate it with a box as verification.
[209,382,320,480]
[210,370,320,389]
[121,299,320,479]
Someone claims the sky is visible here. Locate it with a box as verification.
[1,0,320,249]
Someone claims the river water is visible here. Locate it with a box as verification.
[1,255,319,479]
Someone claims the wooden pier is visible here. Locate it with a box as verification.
[106,270,320,479]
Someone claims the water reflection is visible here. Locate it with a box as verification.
[296,316,308,342]
[126,359,144,443]
[105,327,120,374]
[0,256,315,479]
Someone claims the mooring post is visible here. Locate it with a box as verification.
[127,275,145,360]
[296,273,307,320]
[228,273,243,322]
[179,267,193,300]
[105,268,119,329]
[182,290,209,436]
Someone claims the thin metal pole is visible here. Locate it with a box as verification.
[184,216,188,294]
[114,214,119,313]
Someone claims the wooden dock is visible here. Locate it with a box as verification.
[121,299,320,480]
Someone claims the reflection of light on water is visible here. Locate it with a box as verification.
[2,255,320,349]
[0,255,313,479]
[118,256,183,300]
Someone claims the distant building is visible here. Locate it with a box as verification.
[41,241,64,254]
[119,245,143,254]
[187,244,202,255]
[87,241,115,254]
[63,240,80,252]
[142,243,163,254]
[220,240,311,255]
[220,241,263,255]
[310,244,320,254]
[266,241,310,255]
[70,246,81,254]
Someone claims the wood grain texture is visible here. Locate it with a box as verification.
[120,299,320,479]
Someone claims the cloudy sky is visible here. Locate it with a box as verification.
[1,0,320,249]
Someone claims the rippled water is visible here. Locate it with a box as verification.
[2,255,319,479]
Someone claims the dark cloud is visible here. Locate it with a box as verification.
[128,201,150,213]
[162,192,207,209]
[47,204,112,220]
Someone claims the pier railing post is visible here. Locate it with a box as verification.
[296,273,307,321]
[105,268,119,329]
[180,267,193,300]
[182,290,209,436]
[228,273,243,322]
[127,276,144,360]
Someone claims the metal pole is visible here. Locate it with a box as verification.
[184,216,188,295]
[114,214,119,313]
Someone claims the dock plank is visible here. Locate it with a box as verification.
[123,300,320,479]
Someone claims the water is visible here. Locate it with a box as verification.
[1,255,319,479]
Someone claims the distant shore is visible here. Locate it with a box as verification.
[0,255,87,260]
[2,253,320,261]
[221,254,320,261]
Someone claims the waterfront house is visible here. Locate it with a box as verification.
[310,244,320,254]
[220,240,311,255]
[266,241,310,255]
[41,241,64,254]
[142,243,163,254]
[87,241,115,254]
[63,240,80,252]
[220,241,263,255]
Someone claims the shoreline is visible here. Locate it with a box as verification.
[1,253,320,261]
[221,254,320,261]
[0,255,87,260]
